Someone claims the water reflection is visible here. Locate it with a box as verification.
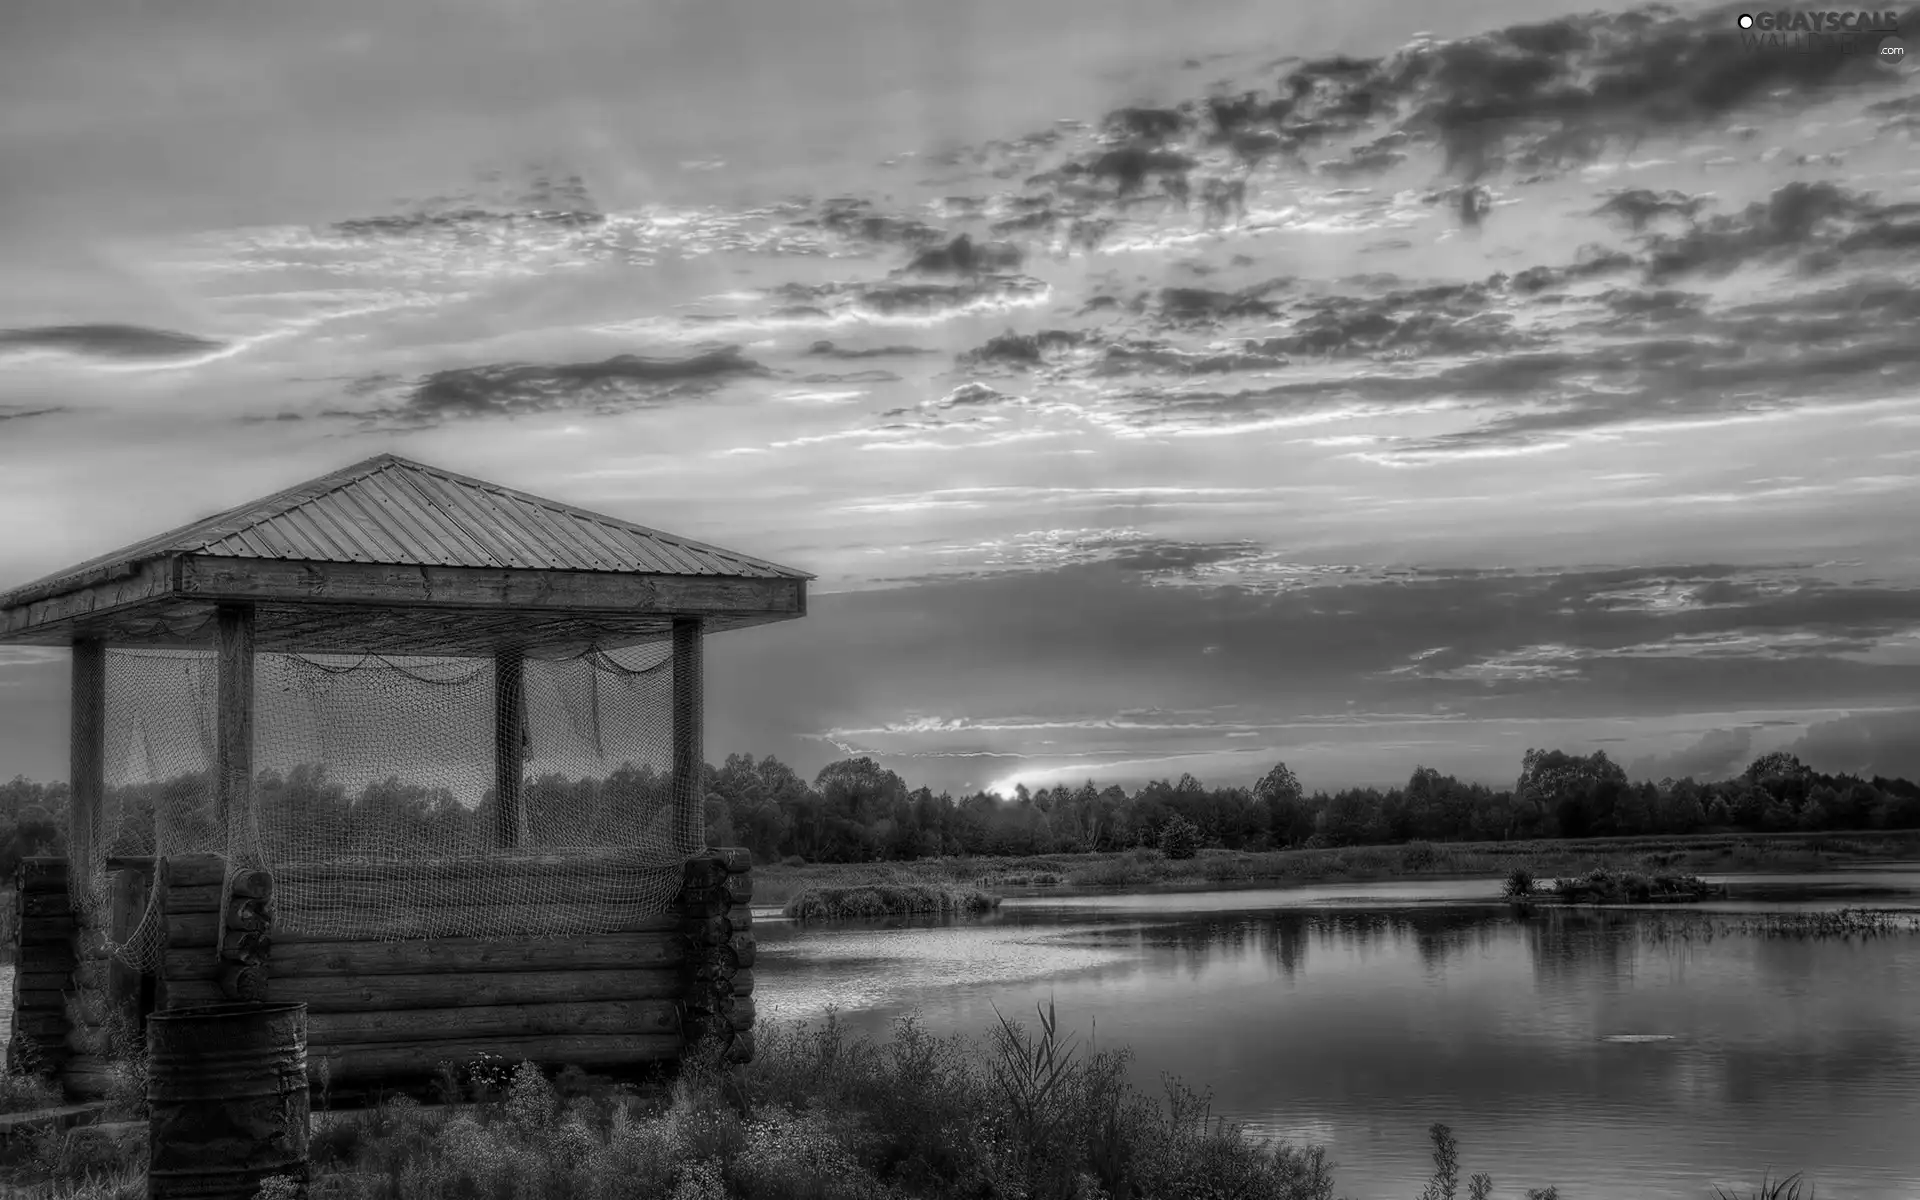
[756,874,1920,1200]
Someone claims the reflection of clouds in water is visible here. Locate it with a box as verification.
[755,922,1136,1023]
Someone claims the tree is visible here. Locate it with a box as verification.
[1254,762,1313,847]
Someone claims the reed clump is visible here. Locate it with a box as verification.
[779,866,1002,921]
[1547,868,1722,904]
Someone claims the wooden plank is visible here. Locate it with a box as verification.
[17,1012,69,1037]
[274,968,683,1013]
[271,930,687,977]
[163,859,270,897]
[495,647,526,849]
[309,1034,683,1083]
[272,856,695,889]
[175,557,805,617]
[0,559,177,643]
[163,912,221,951]
[215,605,254,835]
[20,920,78,945]
[16,945,77,973]
[275,904,680,941]
[307,1000,680,1046]
[159,980,224,1010]
[18,858,68,892]
[164,882,276,913]
[22,892,74,919]
[15,961,106,992]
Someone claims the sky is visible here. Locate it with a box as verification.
[1,0,1917,799]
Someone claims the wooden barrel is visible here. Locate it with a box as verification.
[146,1003,310,1200]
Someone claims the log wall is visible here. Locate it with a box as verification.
[9,858,74,1081]
[8,857,123,1099]
[149,849,759,1092]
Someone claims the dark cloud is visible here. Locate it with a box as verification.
[948,2,1919,206]
[356,346,770,427]
[331,171,603,238]
[1594,188,1710,232]
[771,275,1048,320]
[1782,710,1920,781]
[1636,182,1918,280]
[0,405,63,422]
[797,198,947,247]
[805,341,940,360]
[960,330,1095,369]
[1628,726,1755,781]
[0,324,225,361]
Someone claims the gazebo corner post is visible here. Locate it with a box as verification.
[494,644,527,849]
[671,618,705,844]
[69,638,106,911]
[215,604,256,846]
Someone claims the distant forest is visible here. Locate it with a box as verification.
[3,747,1919,869]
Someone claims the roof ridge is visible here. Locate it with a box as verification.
[182,454,401,551]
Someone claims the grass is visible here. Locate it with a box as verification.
[757,832,1920,913]
[1545,868,1722,904]
[780,869,1002,921]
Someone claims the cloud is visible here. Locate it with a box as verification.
[0,405,63,423]
[348,346,771,427]
[1781,709,1920,781]
[1628,726,1755,780]
[0,324,226,362]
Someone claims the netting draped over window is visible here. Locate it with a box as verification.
[77,638,702,973]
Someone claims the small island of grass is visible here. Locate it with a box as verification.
[1506,866,1723,905]
[781,868,1002,921]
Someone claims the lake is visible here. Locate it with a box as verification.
[4,870,1913,1197]
[753,869,1920,1200]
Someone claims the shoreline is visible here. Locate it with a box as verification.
[759,832,1920,914]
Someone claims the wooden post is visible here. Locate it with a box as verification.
[494,646,526,849]
[671,618,703,836]
[215,605,255,839]
[106,867,146,1033]
[69,640,105,902]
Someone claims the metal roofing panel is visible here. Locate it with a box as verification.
[0,454,811,611]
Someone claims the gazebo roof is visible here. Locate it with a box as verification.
[0,454,811,657]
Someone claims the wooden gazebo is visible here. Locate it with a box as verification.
[0,453,805,1099]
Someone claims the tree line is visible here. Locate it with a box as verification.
[4,747,1918,868]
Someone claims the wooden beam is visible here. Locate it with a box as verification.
[672,617,703,839]
[306,999,680,1044]
[308,1034,683,1082]
[270,930,687,977]
[0,560,177,643]
[494,646,526,849]
[215,606,254,837]
[176,557,805,616]
[69,641,104,896]
[271,968,684,1013]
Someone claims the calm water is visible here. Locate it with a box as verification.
[753,869,1920,1200]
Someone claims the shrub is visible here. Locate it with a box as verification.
[1502,867,1536,899]
[1159,815,1201,860]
